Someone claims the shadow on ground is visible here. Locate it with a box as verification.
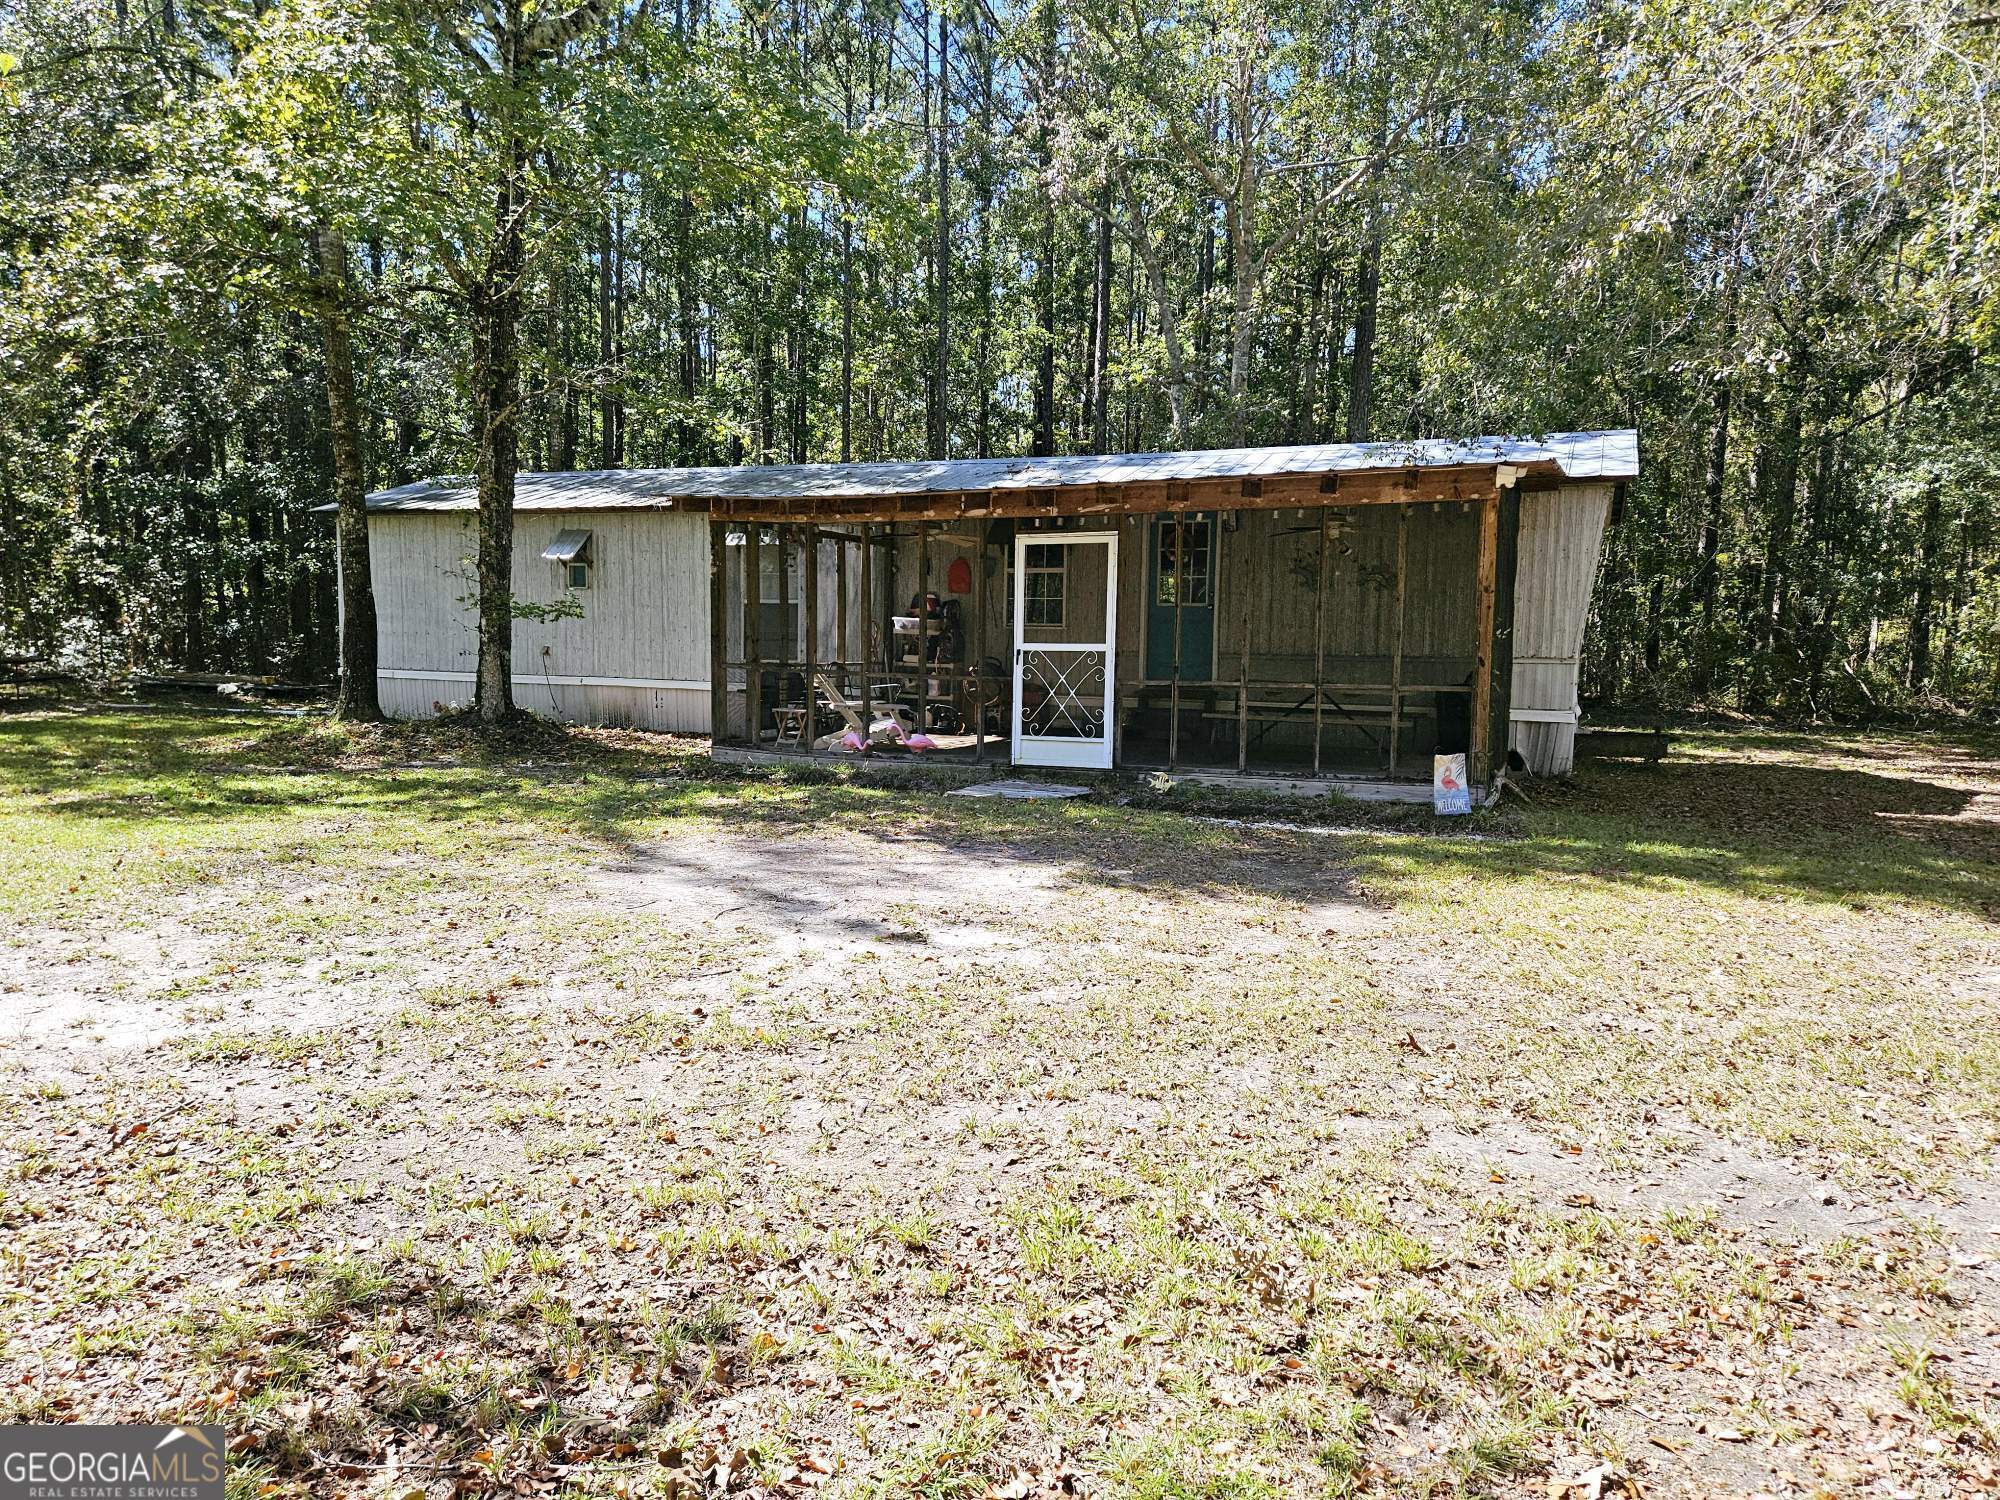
[6,705,1998,920]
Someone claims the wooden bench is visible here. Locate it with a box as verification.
[1196,696,1418,757]
[1200,699,1396,722]
[1575,727,1670,762]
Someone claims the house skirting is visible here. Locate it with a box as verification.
[376,670,710,733]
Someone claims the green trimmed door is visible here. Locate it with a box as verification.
[1146,514,1216,680]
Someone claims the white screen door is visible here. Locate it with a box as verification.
[1011,531,1117,769]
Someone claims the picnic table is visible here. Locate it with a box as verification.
[2,654,42,700]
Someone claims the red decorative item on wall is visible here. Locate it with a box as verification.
[946,556,972,595]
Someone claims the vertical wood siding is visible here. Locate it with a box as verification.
[1210,505,1478,683]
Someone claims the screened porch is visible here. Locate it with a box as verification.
[707,495,1510,787]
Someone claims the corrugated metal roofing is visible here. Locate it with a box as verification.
[539,528,592,562]
[362,430,1637,513]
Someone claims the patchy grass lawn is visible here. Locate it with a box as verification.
[2,703,1997,1499]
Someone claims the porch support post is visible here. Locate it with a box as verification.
[1312,506,1329,777]
[802,524,818,750]
[1169,516,1184,772]
[836,529,850,683]
[708,519,728,744]
[778,523,792,679]
[1389,505,1407,778]
[1236,603,1250,773]
[1114,519,1130,768]
[744,523,763,746]
[916,520,930,735]
[859,523,874,737]
[883,524,898,728]
[972,522,987,762]
[1471,494,1499,787]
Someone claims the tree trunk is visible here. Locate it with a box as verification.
[839,208,854,462]
[1345,203,1380,443]
[598,208,620,467]
[0,439,18,644]
[550,270,577,471]
[974,29,995,459]
[789,206,809,463]
[753,260,774,461]
[1130,230,1188,444]
[675,191,699,462]
[1034,194,1056,456]
[1940,500,1972,697]
[1294,252,1325,444]
[1644,574,1663,677]
[319,227,382,721]
[1226,131,1262,447]
[1909,475,1943,690]
[1193,204,1214,424]
[1032,0,1056,457]
[246,503,269,670]
[1693,378,1731,695]
[1088,192,1112,454]
[472,148,525,725]
[394,321,420,482]
[1750,392,1801,708]
[931,7,950,461]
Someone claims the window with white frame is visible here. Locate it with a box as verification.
[1155,516,1211,606]
[1006,543,1067,627]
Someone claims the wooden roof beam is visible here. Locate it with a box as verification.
[708,463,1520,522]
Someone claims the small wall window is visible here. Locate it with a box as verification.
[541,529,593,591]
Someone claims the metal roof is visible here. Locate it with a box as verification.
[539,528,592,562]
[362,430,1637,513]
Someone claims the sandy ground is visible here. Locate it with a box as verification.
[4,728,1999,1497]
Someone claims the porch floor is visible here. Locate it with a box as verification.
[1140,768,1439,803]
[709,742,1442,802]
[710,744,1004,782]
[1119,725,1417,782]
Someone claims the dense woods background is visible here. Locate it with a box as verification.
[1,0,1995,719]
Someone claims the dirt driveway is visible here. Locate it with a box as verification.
[2,708,1997,1498]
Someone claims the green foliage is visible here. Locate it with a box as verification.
[0,0,1994,714]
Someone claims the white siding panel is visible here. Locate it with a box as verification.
[1508,482,1612,775]
[506,510,711,682]
[371,512,482,673]
[1510,660,1575,716]
[1512,719,1574,779]
[368,509,711,731]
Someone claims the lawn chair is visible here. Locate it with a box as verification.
[811,672,914,749]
